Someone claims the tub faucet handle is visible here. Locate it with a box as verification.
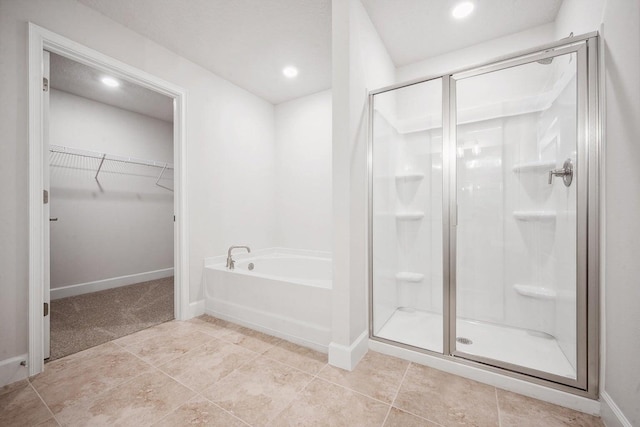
[226,245,251,270]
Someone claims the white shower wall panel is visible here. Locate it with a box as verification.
[455,118,506,325]
[371,111,399,332]
[502,112,557,336]
[398,129,440,313]
[548,74,578,370]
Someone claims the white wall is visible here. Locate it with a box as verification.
[330,0,396,368]
[49,89,173,288]
[601,2,640,426]
[554,0,605,39]
[275,90,332,252]
[555,1,640,425]
[396,23,556,83]
[0,0,276,370]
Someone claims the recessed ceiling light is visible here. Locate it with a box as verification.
[282,66,299,78]
[452,1,474,19]
[101,76,120,87]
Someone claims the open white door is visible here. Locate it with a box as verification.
[43,50,51,360]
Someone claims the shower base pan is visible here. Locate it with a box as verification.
[376,309,576,379]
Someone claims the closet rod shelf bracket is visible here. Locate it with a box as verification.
[95,153,106,181]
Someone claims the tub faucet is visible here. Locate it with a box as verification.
[226,245,251,270]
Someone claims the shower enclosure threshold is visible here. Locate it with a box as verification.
[376,309,576,379]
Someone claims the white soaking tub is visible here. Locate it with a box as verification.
[204,248,332,352]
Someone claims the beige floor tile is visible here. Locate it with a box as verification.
[35,417,60,426]
[188,316,240,339]
[263,340,327,374]
[394,363,499,427]
[218,324,283,353]
[497,389,604,427]
[202,356,313,425]
[0,382,52,427]
[153,396,247,426]
[269,378,389,427]
[56,369,194,426]
[159,339,257,391]
[194,314,234,327]
[46,338,127,366]
[384,408,440,427]
[124,325,216,366]
[113,320,182,347]
[318,351,409,403]
[31,342,151,415]
[0,379,29,397]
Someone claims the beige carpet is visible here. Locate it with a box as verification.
[49,276,174,361]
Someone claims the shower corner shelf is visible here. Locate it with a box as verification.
[513,211,556,222]
[512,160,556,173]
[395,272,424,282]
[395,172,425,182]
[513,284,557,300]
[395,212,425,220]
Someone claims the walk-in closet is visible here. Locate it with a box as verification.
[46,52,175,360]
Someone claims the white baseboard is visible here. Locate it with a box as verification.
[51,268,174,300]
[601,391,633,427]
[328,330,369,371]
[369,339,601,415]
[189,300,205,318]
[0,354,28,388]
[205,307,328,354]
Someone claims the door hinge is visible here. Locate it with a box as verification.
[43,189,49,204]
[173,215,175,222]
[43,77,49,92]
[43,302,49,317]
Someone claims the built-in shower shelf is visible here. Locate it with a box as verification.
[513,211,556,222]
[395,272,424,282]
[512,160,556,173]
[395,172,425,182]
[514,284,557,300]
[395,212,425,220]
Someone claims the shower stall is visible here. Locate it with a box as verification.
[368,33,599,396]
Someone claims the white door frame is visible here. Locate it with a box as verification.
[27,23,190,376]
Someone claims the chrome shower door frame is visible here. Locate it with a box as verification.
[448,41,591,392]
[367,33,600,398]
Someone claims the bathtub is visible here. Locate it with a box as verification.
[204,248,332,352]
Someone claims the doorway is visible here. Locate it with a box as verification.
[45,52,176,360]
[368,34,599,396]
[28,23,189,376]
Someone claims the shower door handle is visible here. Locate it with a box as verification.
[548,158,573,187]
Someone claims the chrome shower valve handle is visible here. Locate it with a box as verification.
[548,158,573,187]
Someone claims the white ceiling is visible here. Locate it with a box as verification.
[50,53,174,122]
[361,0,563,66]
[78,0,332,105]
[76,0,563,105]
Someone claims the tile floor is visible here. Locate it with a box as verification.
[0,315,604,426]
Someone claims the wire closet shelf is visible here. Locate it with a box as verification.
[49,144,173,185]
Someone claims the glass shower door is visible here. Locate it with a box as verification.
[450,47,586,385]
[370,79,444,353]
